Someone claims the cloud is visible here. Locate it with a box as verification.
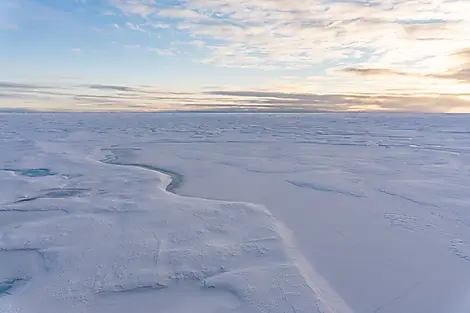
[1,80,470,112]
[4,1,470,111]
[158,9,201,19]
[71,48,81,52]
[147,48,174,56]
[342,47,470,83]
[85,84,138,92]
[433,70,470,83]
[0,82,52,89]
[0,93,25,99]
[126,22,148,33]
[436,48,470,83]
[103,0,470,73]
[110,0,155,17]
[0,107,33,112]
[186,40,205,48]
[403,21,466,41]
[341,67,423,77]
[205,89,470,113]
[206,90,329,100]
[453,48,470,61]
[148,23,170,29]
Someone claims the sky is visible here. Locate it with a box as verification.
[1,0,470,112]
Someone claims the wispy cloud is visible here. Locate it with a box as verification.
[110,0,156,17]
[126,22,148,33]
[341,68,420,77]
[158,9,201,19]
[147,48,174,56]
[148,22,170,29]
[186,40,205,48]
[0,82,53,89]
[85,84,138,92]
[435,48,470,83]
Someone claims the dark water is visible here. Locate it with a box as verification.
[101,148,184,193]
[0,279,26,295]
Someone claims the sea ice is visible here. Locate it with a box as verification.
[0,113,469,313]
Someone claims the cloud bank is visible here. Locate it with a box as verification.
[1,80,470,113]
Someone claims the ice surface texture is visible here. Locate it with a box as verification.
[0,113,469,313]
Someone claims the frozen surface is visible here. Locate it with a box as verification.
[0,113,469,313]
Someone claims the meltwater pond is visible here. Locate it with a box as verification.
[0,279,27,296]
[3,168,56,177]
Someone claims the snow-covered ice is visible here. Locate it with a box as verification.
[0,113,469,313]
